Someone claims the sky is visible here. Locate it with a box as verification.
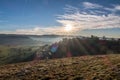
[0,0,120,38]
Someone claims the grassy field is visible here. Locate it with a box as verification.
[0,54,120,80]
[0,45,38,65]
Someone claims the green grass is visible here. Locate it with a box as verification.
[0,54,120,80]
[0,46,37,65]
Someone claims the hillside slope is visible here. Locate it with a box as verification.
[0,54,120,80]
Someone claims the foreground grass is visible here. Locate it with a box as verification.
[0,54,120,80]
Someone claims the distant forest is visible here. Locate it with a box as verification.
[37,35,120,59]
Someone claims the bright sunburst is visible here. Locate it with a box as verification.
[64,24,73,32]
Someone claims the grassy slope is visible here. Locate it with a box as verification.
[0,54,120,80]
[0,46,37,65]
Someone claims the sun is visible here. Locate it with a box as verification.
[64,24,73,32]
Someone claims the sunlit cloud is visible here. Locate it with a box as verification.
[104,5,120,12]
[83,2,103,9]
[83,2,120,12]
[0,26,65,35]
[0,2,120,36]
[57,3,120,31]
[114,5,120,10]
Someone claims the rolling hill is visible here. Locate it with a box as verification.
[0,54,120,80]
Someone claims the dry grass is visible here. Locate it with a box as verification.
[0,54,120,80]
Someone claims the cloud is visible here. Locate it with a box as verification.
[0,2,120,35]
[83,2,120,12]
[114,5,120,10]
[83,2,103,9]
[104,5,120,12]
[64,5,79,13]
[57,4,120,31]
[0,26,65,35]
